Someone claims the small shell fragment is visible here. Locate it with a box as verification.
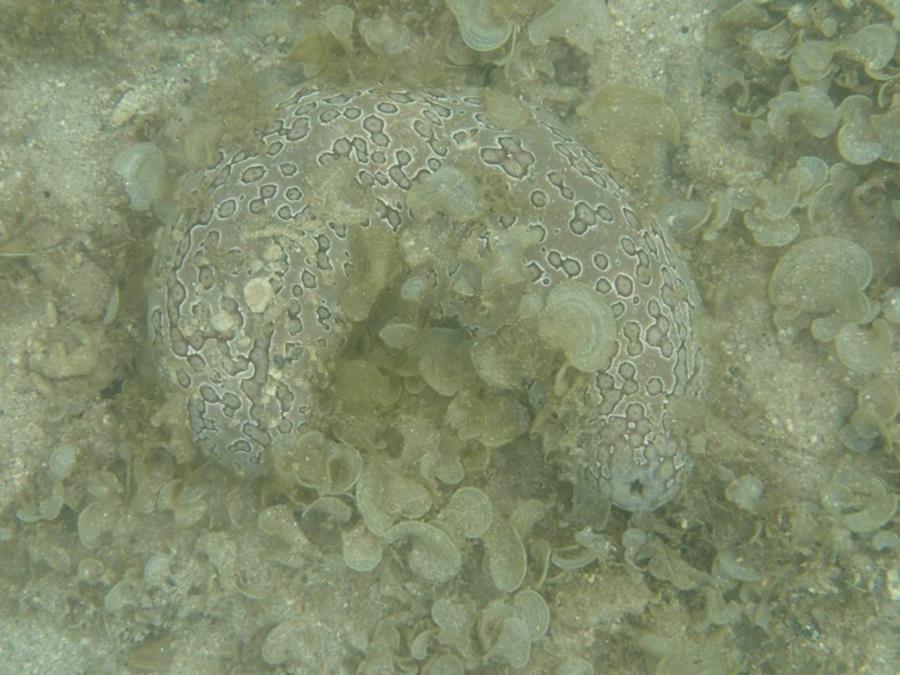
[102,286,120,325]
[243,277,273,313]
[112,142,171,216]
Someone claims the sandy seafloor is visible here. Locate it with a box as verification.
[0,0,897,673]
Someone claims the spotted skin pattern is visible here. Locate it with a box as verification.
[147,87,702,511]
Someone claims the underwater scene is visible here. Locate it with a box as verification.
[0,0,897,673]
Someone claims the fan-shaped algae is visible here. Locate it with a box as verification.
[386,521,462,583]
[840,480,898,533]
[841,376,899,454]
[300,496,353,551]
[423,654,466,675]
[766,87,839,140]
[357,460,432,537]
[342,524,382,573]
[512,590,550,642]
[439,486,493,539]
[359,14,410,55]
[443,0,512,52]
[822,464,899,534]
[768,236,874,340]
[834,319,892,374]
[527,0,613,53]
[539,281,617,373]
[482,517,527,592]
[271,430,362,494]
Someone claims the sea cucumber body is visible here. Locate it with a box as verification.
[148,87,702,511]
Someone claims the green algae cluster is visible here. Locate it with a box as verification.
[686,1,899,245]
[644,1,897,671]
[444,0,612,54]
[684,0,899,466]
[840,375,900,455]
[768,235,874,340]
